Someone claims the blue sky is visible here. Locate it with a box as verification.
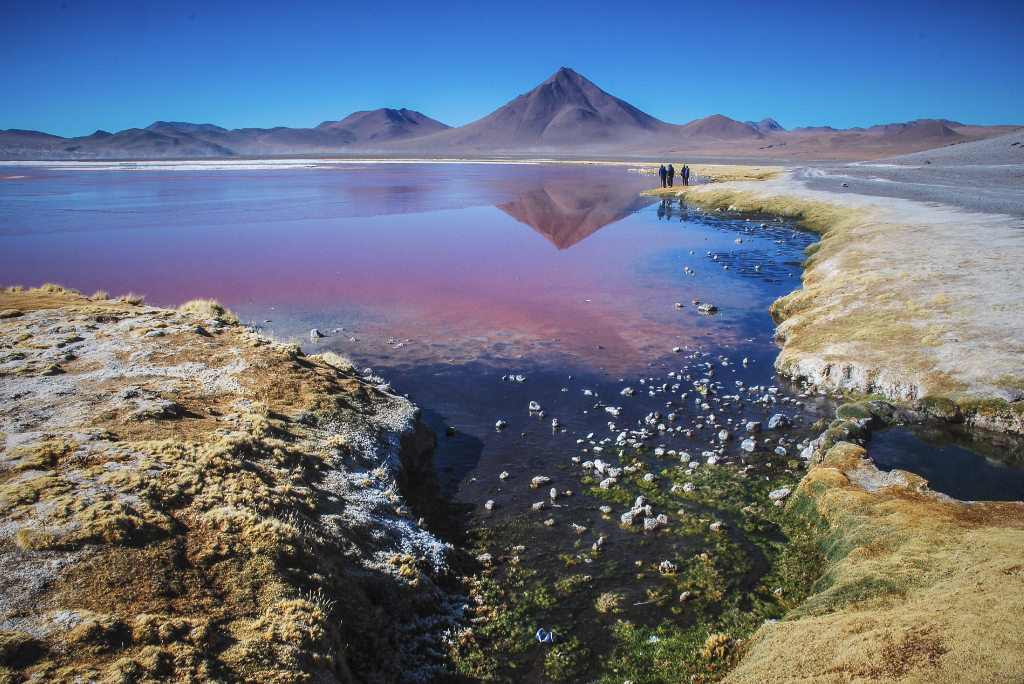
[1,0,1021,137]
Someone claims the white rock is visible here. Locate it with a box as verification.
[495,420,507,429]
[643,518,660,531]
[709,521,726,532]
[643,473,655,482]
[621,387,636,397]
[741,439,758,452]
[769,487,792,501]
[484,500,495,510]
[531,476,551,486]
[550,487,558,500]
[499,471,510,480]
[529,401,541,411]
[683,482,696,493]
[599,477,617,489]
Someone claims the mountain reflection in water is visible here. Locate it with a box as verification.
[496,181,657,249]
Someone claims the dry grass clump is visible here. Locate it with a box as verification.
[31,282,80,296]
[726,441,1024,683]
[89,290,110,301]
[117,292,145,306]
[178,298,238,323]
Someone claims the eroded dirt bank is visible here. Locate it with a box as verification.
[651,171,1024,434]
[728,435,1024,684]
[0,289,462,683]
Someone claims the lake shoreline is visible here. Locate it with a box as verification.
[648,170,1024,436]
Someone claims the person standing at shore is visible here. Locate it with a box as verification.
[659,165,667,188]
[682,165,690,186]
[667,164,675,187]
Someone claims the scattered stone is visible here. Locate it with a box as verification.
[680,452,692,463]
[718,429,732,441]
[529,401,541,411]
[550,487,558,500]
[532,501,546,511]
[709,521,726,532]
[620,511,635,526]
[643,518,660,531]
[996,387,1024,403]
[572,523,587,534]
[536,628,558,644]
[774,445,788,456]
[679,591,692,602]
[531,476,551,486]
[769,487,792,502]
[768,413,793,430]
[673,346,681,353]
[683,482,696,493]
[551,418,560,428]
[773,588,784,596]
[605,406,622,417]
[643,473,655,482]
[671,484,683,493]
[544,519,555,527]
[621,387,636,397]
[499,471,510,480]
[746,421,762,433]
[484,500,495,511]
[697,303,718,315]
[310,328,324,340]
[659,560,678,574]
[657,514,668,525]
[444,426,456,436]
[706,455,719,466]
[654,447,665,456]
[144,329,164,338]
[495,420,507,430]
[741,438,759,452]
[599,477,617,490]
[600,506,613,514]
[477,553,493,565]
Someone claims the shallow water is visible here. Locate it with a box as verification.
[5,160,1022,679]
[2,161,1020,499]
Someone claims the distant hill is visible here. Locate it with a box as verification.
[401,67,678,153]
[145,121,228,132]
[316,108,449,142]
[0,70,1018,161]
[678,114,763,141]
[745,118,786,132]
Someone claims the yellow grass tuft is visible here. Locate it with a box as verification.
[118,292,145,306]
[89,290,110,301]
[178,298,238,323]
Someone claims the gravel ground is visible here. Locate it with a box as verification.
[795,128,1024,218]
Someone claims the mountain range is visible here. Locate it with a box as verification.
[0,68,1018,161]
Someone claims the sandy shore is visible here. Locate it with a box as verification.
[797,128,1024,218]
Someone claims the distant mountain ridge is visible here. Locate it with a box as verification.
[0,68,1017,160]
[145,121,227,132]
[316,108,450,142]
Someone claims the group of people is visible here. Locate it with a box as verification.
[658,164,690,188]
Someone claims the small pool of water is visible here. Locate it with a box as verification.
[869,426,1024,502]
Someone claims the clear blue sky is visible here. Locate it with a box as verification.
[2,0,1021,137]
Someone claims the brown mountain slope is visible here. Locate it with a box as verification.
[316,108,450,142]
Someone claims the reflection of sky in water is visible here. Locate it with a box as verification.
[2,162,1020,502]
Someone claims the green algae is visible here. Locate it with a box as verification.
[450,445,825,683]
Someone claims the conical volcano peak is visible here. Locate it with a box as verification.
[544,67,584,85]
